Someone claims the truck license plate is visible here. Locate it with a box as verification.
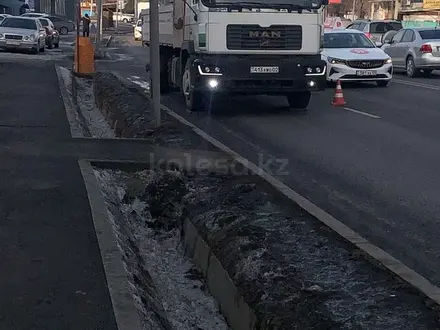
[356,70,376,76]
[6,40,20,45]
[250,66,279,74]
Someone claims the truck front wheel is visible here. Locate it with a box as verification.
[182,62,206,111]
[286,91,311,110]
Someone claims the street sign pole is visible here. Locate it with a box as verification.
[134,0,138,21]
[150,0,161,127]
[96,0,102,48]
[115,0,119,33]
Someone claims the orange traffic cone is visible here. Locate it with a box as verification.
[331,80,346,106]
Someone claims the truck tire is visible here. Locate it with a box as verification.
[286,91,311,110]
[160,48,171,93]
[182,61,206,111]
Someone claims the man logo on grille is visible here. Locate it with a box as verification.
[249,31,281,38]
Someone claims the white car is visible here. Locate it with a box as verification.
[322,29,393,87]
[0,16,46,54]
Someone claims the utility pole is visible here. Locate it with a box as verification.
[150,0,161,127]
[115,0,119,32]
[352,0,356,20]
[134,0,138,21]
[95,0,102,48]
[393,0,400,20]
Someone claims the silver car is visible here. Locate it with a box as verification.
[382,28,440,77]
[0,17,46,54]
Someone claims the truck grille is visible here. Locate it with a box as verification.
[226,25,302,50]
[347,60,384,69]
[5,35,22,40]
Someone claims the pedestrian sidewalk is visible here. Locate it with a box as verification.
[0,58,118,329]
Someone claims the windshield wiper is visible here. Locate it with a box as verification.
[214,1,313,12]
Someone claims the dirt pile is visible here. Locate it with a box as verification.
[112,168,439,330]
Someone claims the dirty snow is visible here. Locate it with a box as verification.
[127,75,150,91]
[69,71,116,138]
[94,169,230,330]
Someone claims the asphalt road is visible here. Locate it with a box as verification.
[103,38,440,288]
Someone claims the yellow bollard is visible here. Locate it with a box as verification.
[74,37,95,75]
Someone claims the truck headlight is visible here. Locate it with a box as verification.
[385,57,392,64]
[197,64,222,76]
[328,57,346,65]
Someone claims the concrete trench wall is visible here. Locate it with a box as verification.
[182,218,258,330]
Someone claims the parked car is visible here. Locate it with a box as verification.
[322,28,393,86]
[0,14,11,22]
[20,13,48,18]
[38,17,59,49]
[382,28,440,77]
[347,19,402,45]
[0,17,46,54]
[45,15,75,35]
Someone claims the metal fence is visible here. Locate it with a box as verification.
[38,0,66,16]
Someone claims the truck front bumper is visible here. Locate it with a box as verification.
[192,55,326,94]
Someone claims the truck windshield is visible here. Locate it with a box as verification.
[323,32,375,48]
[204,0,324,10]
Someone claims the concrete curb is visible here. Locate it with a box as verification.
[79,160,143,330]
[54,65,91,138]
[161,104,440,308]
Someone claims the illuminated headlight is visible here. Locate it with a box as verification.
[328,57,346,65]
[198,64,222,76]
[385,57,392,64]
[208,79,219,89]
[304,65,326,76]
[0,34,4,39]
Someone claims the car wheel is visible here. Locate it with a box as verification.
[406,56,419,77]
[182,61,207,112]
[286,91,311,110]
[376,80,389,87]
[60,27,68,35]
[32,44,39,54]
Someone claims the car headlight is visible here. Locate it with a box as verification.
[29,34,35,41]
[0,34,4,39]
[328,57,346,65]
[197,64,222,76]
[23,35,29,40]
[385,57,392,64]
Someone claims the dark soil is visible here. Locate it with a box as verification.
[92,72,216,151]
[102,167,440,330]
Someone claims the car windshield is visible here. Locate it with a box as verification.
[39,19,48,26]
[324,32,375,48]
[0,17,37,30]
[419,29,440,39]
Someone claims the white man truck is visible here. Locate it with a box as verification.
[142,0,328,111]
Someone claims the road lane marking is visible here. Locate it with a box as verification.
[343,107,381,119]
[393,79,440,91]
[161,104,440,306]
